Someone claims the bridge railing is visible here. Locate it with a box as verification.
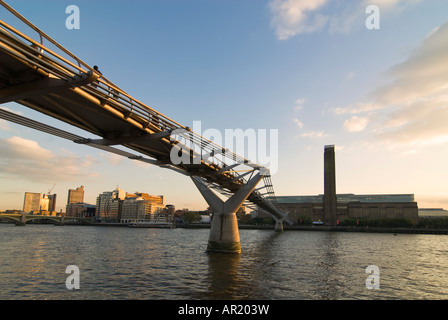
[0,1,284,217]
[0,0,254,172]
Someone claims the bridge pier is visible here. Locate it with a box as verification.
[54,215,65,226]
[274,217,284,232]
[16,212,27,226]
[192,172,264,254]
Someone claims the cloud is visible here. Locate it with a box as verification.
[300,130,327,138]
[291,98,328,137]
[0,136,99,183]
[345,71,355,80]
[369,22,448,145]
[363,0,422,10]
[0,107,23,116]
[294,98,305,111]
[344,116,369,132]
[332,102,383,115]
[0,120,9,131]
[334,21,448,147]
[268,0,422,39]
[0,107,24,131]
[269,0,329,39]
[99,152,124,166]
[293,118,304,128]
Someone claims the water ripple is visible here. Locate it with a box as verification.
[1,224,448,299]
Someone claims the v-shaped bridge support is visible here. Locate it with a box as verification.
[192,172,264,253]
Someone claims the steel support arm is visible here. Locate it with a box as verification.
[74,130,172,146]
[0,72,98,104]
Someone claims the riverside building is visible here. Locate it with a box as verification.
[96,187,126,222]
[65,202,96,218]
[67,186,84,204]
[275,145,418,225]
[66,186,92,217]
[120,193,165,223]
[23,192,57,214]
[96,187,164,223]
[23,192,42,213]
[276,193,418,225]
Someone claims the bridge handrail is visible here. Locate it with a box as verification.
[0,0,252,169]
[0,1,184,129]
[0,1,285,217]
[0,1,82,64]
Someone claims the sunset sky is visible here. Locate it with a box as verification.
[1,0,447,212]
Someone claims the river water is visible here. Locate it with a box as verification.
[1,223,448,300]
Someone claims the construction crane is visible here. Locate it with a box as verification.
[48,183,55,195]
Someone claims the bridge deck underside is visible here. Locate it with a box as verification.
[0,26,286,221]
[0,49,227,177]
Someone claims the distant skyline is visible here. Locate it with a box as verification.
[1,0,447,212]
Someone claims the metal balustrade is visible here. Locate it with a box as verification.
[0,0,288,224]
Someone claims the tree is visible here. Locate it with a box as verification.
[183,211,201,224]
[297,216,312,225]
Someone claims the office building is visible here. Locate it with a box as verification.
[22,192,57,214]
[95,187,165,223]
[23,192,42,213]
[48,194,57,212]
[40,194,49,211]
[67,186,84,205]
[96,188,126,222]
[66,202,96,218]
[120,193,165,223]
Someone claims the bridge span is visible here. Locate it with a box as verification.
[0,1,290,253]
[0,212,91,226]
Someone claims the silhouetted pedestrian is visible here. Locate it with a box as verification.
[92,65,102,88]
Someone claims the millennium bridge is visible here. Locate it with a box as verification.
[0,1,290,253]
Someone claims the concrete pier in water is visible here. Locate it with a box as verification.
[192,173,264,253]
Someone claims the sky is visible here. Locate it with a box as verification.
[0,0,447,212]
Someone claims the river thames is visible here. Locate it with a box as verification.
[1,223,448,300]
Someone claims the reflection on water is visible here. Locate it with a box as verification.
[203,253,242,299]
[315,232,341,300]
[1,224,448,299]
